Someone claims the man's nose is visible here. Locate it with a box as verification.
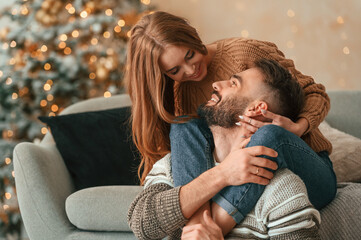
[212,80,227,91]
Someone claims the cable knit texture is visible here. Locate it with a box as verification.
[174,38,332,154]
[128,154,321,240]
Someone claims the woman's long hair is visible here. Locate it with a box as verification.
[124,11,207,184]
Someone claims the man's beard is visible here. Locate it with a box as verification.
[198,94,250,128]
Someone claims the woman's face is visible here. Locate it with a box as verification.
[159,45,208,82]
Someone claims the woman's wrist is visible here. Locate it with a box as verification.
[295,117,309,136]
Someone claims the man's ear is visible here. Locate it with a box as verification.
[245,100,268,116]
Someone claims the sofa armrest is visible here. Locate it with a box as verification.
[65,185,143,231]
[13,142,76,240]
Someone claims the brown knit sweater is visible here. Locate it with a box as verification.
[174,38,332,154]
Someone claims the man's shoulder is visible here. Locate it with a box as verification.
[170,117,210,137]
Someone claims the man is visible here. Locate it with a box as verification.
[128,59,333,239]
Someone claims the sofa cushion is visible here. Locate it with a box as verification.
[65,185,143,231]
[39,107,140,190]
[319,121,361,182]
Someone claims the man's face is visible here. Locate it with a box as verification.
[198,67,266,128]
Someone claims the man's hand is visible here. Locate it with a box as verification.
[217,146,278,186]
[239,110,309,137]
[181,210,224,240]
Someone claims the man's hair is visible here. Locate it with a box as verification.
[252,59,305,122]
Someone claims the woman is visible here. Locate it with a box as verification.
[125,11,335,238]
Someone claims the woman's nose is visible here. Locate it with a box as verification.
[185,64,195,76]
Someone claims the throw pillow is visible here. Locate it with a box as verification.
[319,121,361,182]
[39,107,141,190]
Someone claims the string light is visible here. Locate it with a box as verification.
[51,104,59,112]
[7,130,14,137]
[64,47,72,55]
[5,193,11,200]
[90,55,97,62]
[41,127,48,134]
[10,41,17,48]
[12,9,18,15]
[9,58,16,65]
[104,91,112,98]
[114,26,121,33]
[89,72,96,79]
[21,6,29,15]
[65,3,72,10]
[5,78,12,85]
[68,7,76,14]
[241,30,249,38]
[58,42,66,49]
[12,171,15,178]
[5,158,11,165]
[12,93,18,99]
[2,42,9,50]
[40,45,48,52]
[127,31,131,38]
[40,99,47,107]
[105,9,113,16]
[44,83,51,91]
[48,112,56,117]
[47,94,54,101]
[337,16,344,24]
[91,38,98,45]
[59,34,68,41]
[343,46,350,55]
[46,79,53,85]
[44,63,51,70]
[141,0,151,5]
[103,31,111,38]
[80,10,88,18]
[0,71,3,77]
[72,30,79,38]
[287,9,295,18]
[118,19,125,27]
[3,205,9,211]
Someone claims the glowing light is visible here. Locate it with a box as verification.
[9,58,16,65]
[68,7,76,14]
[10,41,16,48]
[21,6,29,15]
[5,78,12,85]
[7,130,14,137]
[3,205,9,210]
[40,99,47,107]
[337,16,344,24]
[80,10,88,18]
[12,171,15,178]
[12,9,18,15]
[343,46,350,55]
[117,19,125,27]
[141,0,151,5]
[104,91,112,98]
[46,79,53,85]
[64,47,72,55]
[41,45,48,52]
[114,26,121,33]
[65,3,72,10]
[5,193,11,200]
[49,112,56,117]
[41,127,48,134]
[287,9,295,18]
[90,55,97,62]
[89,73,96,79]
[47,94,54,101]
[105,9,113,16]
[59,34,68,41]
[127,31,131,38]
[58,42,66,49]
[91,38,98,45]
[103,31,111,38]
[287,41,295,48]
[72,30,79,38]
[12,93,18,99]
[5,158,11,165]
[0,71,3,77]
[51,104,59,112]
[44,63,51,70]
[2,42,9,50]
[241,30,249,38]
[44,83,51,91]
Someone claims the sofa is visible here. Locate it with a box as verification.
[13,91,361,240]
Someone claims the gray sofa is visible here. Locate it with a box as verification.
[13,91,361,240]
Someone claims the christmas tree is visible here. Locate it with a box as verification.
[0,0,152,237]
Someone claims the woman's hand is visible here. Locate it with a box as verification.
[238,110,309,137]
[181,210,224,240]
[217,146,278,186]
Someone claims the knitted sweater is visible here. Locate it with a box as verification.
[128,154,321,240]
[174,38,332,154]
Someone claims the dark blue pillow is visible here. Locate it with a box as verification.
[38,107,140,190]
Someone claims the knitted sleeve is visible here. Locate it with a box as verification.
[243,39,330,134]
[127,183,186,240]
